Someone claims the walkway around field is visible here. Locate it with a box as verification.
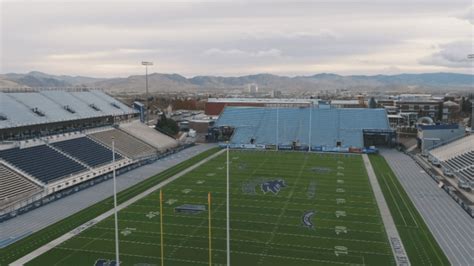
[362,154,410,266]
[11,148,226,265]
[380,149,473,266]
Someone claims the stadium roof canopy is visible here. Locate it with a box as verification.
[0,90,136,129]
[215,106,391,148]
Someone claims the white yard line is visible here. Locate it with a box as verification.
[362,154,410,266]
[10,149,225,266]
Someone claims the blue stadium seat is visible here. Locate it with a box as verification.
[0,145,87,183]
[215,107,390,148]
[52,137,122,167]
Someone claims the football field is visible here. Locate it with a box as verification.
[28,151,395,266]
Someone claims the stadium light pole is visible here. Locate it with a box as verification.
[469,55,474,129]
[112,137,120,265]
[142,61,153,125]
[226,142,231,265]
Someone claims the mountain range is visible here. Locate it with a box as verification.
[0,71,472,93]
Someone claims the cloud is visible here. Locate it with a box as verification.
[458,5,474,24]
[202,48,282,58]
[1,0,472,77]
[419,40,472,68]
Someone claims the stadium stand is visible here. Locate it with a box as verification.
[0,145,87,183]
[430,135,474,187]
[215,107,391,148]
[0,89,189,222]
[51,137,122,167]
[119,120,178,151]
[0,163,42,204]
[89,129,158,159]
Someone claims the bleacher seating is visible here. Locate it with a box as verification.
[119,120,177,151]
[430,135,474,184]
[0,163,42,203]
[430,135,474,161]
[52,137,122,167]
[216,107,390,148]
[0,145,87,183]
[89,129,158,159]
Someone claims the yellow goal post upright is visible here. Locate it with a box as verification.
[208,192,212,266]
[160,189,164,266]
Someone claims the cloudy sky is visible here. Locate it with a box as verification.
[1,0,472,77]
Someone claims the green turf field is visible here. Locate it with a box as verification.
[369,155,450,266]
[28,151,396,266]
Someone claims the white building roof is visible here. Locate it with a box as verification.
[0,90,137,129]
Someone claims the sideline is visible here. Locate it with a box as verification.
[362,154,410,266]
[11,149,225,266]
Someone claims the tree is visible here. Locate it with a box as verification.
[368,97,377,108]
[155,113,179,136]
[461,96,472,114]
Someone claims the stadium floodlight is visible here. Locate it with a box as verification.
[141,61,153,125]
[112,137,120,265]
[226,143,231,265]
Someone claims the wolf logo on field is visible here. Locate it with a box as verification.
[261,179,287,194]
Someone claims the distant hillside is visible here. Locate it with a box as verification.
[0,71,105,88]
[1,71,472,92]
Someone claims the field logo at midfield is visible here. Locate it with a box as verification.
[335,210,347,218]
[94,259,119,266]
[196,180,205,184]
[334,246,348,256]
[302,210,316,229]
[337,179,344,184]
[261,179,287,194]
[335,226,347,235]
